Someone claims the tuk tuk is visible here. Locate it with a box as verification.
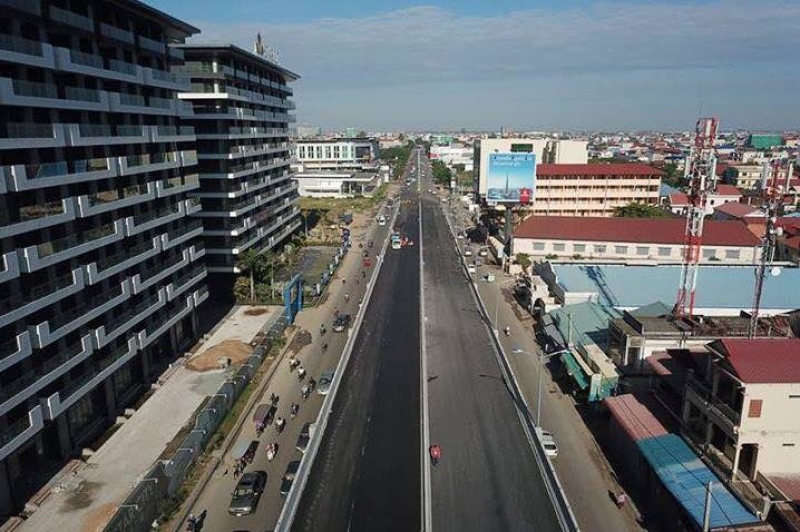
[231,440,259,465]
[363,257,372,267]
[253,403,276,427]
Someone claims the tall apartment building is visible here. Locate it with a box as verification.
[293,137,380,172]
[176,45,300,285]
[0,0,206,516]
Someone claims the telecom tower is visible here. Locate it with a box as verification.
[674,117,719,318]
[749,159,785,337]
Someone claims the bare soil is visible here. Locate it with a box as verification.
[186,340,252,371]
[243,307,270,316]
[82,501,117,532]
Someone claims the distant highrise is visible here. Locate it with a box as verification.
[345,127,357,138]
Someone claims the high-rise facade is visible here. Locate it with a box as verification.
[175,45,300,284]
[0,0,207,515]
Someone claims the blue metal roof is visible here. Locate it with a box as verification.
[553,264,800,311]
[637,434,759,529]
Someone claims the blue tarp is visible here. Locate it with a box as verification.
[637,434,759,530]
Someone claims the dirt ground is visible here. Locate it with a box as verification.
[82,501,117,532]
[243,307,269,316]
[186,340,253,371]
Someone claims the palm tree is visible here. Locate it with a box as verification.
[236,249,262,301]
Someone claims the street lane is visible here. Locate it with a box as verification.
[421,163,562,530]
[292,160,421,531]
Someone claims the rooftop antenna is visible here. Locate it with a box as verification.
[674,117,718,318]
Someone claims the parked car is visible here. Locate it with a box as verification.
[464,248,473,257]
[538,429,559,458]
[280,460,301,496]
[467,264,477,274]
[228,471,267,516]
[318,370,334,395]
[296,422,316,452]
[478,248,489,257]
[332,314,351,332]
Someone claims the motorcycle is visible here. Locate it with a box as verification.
[297,366,306,381]
[266,442,278,461]
[301,385,310,400]
[275,417,286,434]
[290,403,299,419]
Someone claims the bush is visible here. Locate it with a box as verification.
[572,254,584,260]
[545,254,559,260]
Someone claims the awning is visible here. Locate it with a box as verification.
[560,351,590,390]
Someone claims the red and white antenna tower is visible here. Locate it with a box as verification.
[674,117,719,318]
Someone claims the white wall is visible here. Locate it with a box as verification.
[739,382,800,474]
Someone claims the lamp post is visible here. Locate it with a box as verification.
[513,347,568,427]
[493,278,517,334]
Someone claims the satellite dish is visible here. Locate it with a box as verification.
[770,266,782,277]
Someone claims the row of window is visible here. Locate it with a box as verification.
[296,145,353,160]
[531,241,742,259]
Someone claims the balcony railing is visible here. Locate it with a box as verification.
[23,157,110,181]
[0,272,74,317]
[3,123,54,139]
[686,377,742,427]
[119,92,145,107]
[1,0,41,15]
[97,239,153,272]
[37,222,116,258]
[13,79,57,99]
[100,23,134,44]
[149,96,172,109]
[0,33,43,57]
[64,86,102,102]
[18,199,65,222]
[50,283,125,331]
[108,58,138,76]
[49,6,93,32]
[59,342,131,403]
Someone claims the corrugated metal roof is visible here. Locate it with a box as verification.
[711,338,800,384]
[547,301,622,349]
[551,264,800,312]
[604,394,669,441]
[514,216,760,247]
[637,434,760,529]
[767,474,800,502]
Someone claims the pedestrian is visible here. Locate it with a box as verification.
[616,492,627,508]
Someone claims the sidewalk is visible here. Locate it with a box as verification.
[442,198,643,532]
[18,306,280,532]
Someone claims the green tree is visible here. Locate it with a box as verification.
[236,249,264,301]
[613,202,671,218]
[661,163,682,187]
[515,253,531,271]
[431,159,452,186]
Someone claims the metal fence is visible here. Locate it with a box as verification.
[103,312,289,532]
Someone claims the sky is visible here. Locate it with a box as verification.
[152,0,800,132]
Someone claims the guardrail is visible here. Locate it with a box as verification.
[440,202,580,532]
[274,197,399,530]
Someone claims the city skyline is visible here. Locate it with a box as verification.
[152,0,800,131]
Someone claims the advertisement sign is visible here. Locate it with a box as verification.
[486,153,536,204]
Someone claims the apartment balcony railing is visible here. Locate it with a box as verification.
[685,377,742,435]
[20,219,125,274]
[95,289,166,348]
[0,405,43,462]
[186,196,202,215]
[0,331,33,374]
[31,280,130,348]
[137,297,194,350]
[99,22,134,44]
[0,121,65,150]
[77,183,156,216]
[49,6,94,32]
[162,219,204,250]
[0,251,20,285]
[193,286,209,307]
[143,67,189,90]
[156,173,200,198]
[87,237,161,285]
[66,123,149,146]
[124,202,184,236]
[118,151,181,176]
[0,198,77,240]
[0,266,84,329]
[42,337,138,420]
[131,249,188,294]
[138,35,165,55]
[0,335,93,419]
[167,266,207,301]
[167,46,183,61]
[0,33,55,69]
[1,0,41,15]
[2,156,116,193]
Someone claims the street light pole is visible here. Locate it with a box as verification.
[513,347,567,427]
[493,278,515,334]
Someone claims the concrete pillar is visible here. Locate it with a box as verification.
[141,349,151,381]
[704,420,713,446]
[104,377,117,420]
[190,309,199,341]
[0,459,14,517]
[169,326,179,357]
[731,443,742,480]
[56,415,72,459]
[712,370,720,396]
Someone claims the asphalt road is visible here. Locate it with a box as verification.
[291,157,422,531]
[421,162,562,530]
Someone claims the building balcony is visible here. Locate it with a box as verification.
[125,202,185,236]
[186,196,202,215]
[0,198,76,240]
[0,78,109,111]
[99,22,134,44]
[0,334,93,419]
[151,125,195,144]
[0,405,44,462]
[138,35,165,55]
[49,6,94,32]
[0,268,84,330]
[685,377,741,437]
[195,127,290,141]
[2,157,116,192]
[108,91,174,116]
[202,216,254,237]
[19,219,125,273]
[0,251,20,284]
[198,142,290,161]
[193,286,209,308]
[166,267,207,301]
[161,219,203,250]
[1,0,42,16]
[41,336,138,421]
[77,183,156,217]
[30,279,131,348]
[86,237,161,285]
[0,122,66,150]
[189,243,205,262]
[143,67,189,91]
[53,47,142,84]
[167,46,183,61]
[130,249,189,294]
[0,331,33,373]
[94,289,166,348]
[137,297,194,349]
[156,173,200,198]
[0,34,55,69]
[65,123,149,147]
[199,161,262,181]
[118,151,181,176]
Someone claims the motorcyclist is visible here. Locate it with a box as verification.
[429,444,442,465]
[504,326,511,337]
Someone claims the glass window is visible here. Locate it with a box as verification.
[658,247,671,257]
[725,249,741,259]
[510,143,533,153]
[553,243,565,252]
[636,246,649,256]
[533,242,545,251]
[573,244,586,253]
[703,248,716,258]
[594,245,607,254]
[615,245,628,255]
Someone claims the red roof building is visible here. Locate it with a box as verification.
[713,201,765,221]
[710,338,800,384]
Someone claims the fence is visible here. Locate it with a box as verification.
[103,313,290,532]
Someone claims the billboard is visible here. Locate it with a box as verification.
[486,153,536,204]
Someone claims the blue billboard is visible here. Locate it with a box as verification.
[486,153,536,204]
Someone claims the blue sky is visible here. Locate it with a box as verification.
[152,0,800,132]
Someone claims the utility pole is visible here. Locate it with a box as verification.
[702,481,713,532]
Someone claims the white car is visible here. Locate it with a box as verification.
[467,264,477,274]
[538,429,558,458]
[478,249,488,257]
[464,248,473,257]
